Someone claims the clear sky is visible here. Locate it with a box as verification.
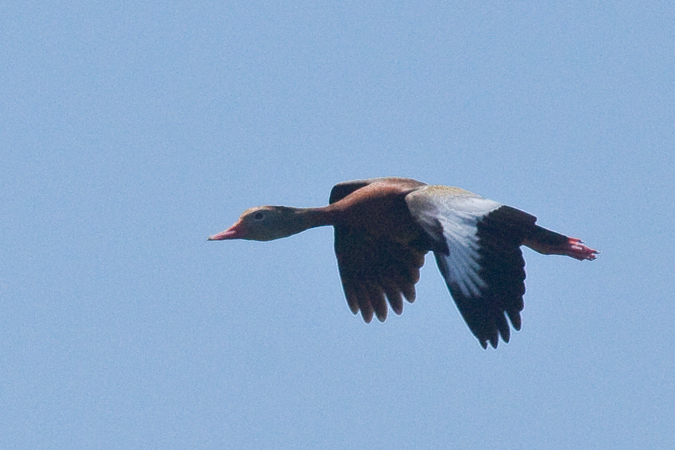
[2,2,674,449]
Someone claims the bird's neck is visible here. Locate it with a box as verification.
[279,206,336,238]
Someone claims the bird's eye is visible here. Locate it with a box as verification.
[253,211,265,220]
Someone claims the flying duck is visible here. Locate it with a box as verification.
[209,177,597,348]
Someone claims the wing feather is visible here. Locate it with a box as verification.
[407,186,534,348]
[333,225,428,322]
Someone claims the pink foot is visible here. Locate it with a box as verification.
[564,237,598,261]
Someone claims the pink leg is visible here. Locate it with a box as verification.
[524,237,598,261]
[563,237,599,260]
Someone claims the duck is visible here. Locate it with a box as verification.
[209,177,597,348]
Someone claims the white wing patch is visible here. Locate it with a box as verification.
[406,187,501,298]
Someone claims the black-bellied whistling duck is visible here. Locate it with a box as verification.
[209,177,597,348]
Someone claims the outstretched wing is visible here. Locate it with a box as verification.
[406,186,535,348]
[334,226,428,323]
[330,178,431,323]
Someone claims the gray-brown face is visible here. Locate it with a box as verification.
[208,206,297,242]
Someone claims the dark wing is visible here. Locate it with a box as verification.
[406,187,533,349]
[329,180,374,204]
[330,178,432,322]
[334,225,428,323]
[330,177,432,322]
[329,177,427,205]
[445,205,532,348]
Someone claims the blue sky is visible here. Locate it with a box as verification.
[2,2,674,449]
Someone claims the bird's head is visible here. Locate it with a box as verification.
[208,206,301,242]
